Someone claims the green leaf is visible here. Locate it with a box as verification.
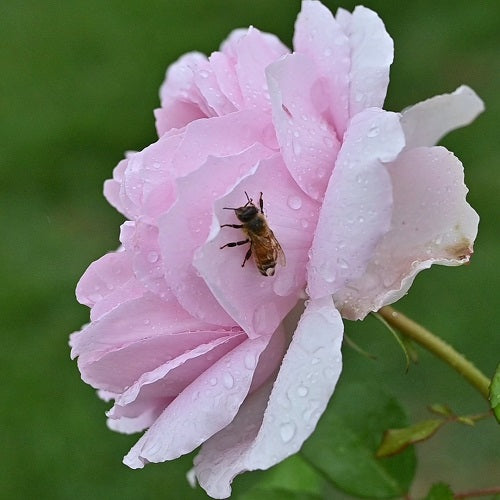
[376,419,445,457]
[233,454,327,500]
[239,488,321,500]
[489,363,500,424]
[424,482,454,500]
[301,382,416,498]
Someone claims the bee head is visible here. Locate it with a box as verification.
[234,204,258,222]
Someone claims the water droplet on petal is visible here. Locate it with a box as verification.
[280,422,296,443]
[147,251,159,263]
[287,195,302,210]
[367,124,379,138]
[292,141,302,156]
[244,353,257,370]
[300,219,309,229]
[337,258,349,269]
[222,372,234,389]
[297,385,308,397]
[209,377,217,386]
[324,367,336,380]
[323,136,334,148]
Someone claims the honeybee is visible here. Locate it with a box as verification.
[220,192,286,276]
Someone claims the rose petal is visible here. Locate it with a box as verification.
[111,333,245,411]
[334,146,480,320]
[156,52,213,135]
[107,400,166,435]
[293,0,350,136]
[267,53,341,201]
[336,6,393,115]
[401,85,485,148]
[194,297,344,499]
[119,220,171,298]
[70,293,227,369]
[194,155,320,337]
[307,108,405,299]
[159,143,275,325]
[123,332,274,467]
[171,109,278,176]
[231,27,289,113]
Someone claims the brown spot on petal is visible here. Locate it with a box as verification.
[445,236,473,262]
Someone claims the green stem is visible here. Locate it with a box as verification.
[378,306,491,400]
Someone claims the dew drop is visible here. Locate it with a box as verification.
[300,219,309,229]
[244,353,257,370]
[280,422,296,443]
[147,251,159,263]
[287,195,303,210]
[209,377,217,386]
[323,136,334,148]
[324,367,336,380]
[292,141,302,156]
[367,124,379,138]
[143,319,151,325]
[222,372,234,389]
[311,357,320,365]
[337,258,349,269]
[297,385,308,397]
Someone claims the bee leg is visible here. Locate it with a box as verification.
[220,239,250,250]
[220,223,244,229]
[259,192,264,214]
[241,245,252,267]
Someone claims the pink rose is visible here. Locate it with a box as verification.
[70,1,483,498]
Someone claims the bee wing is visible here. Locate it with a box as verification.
[270,231,286,267]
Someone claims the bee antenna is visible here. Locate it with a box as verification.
[223,206,237,210]
[244,191,252,203]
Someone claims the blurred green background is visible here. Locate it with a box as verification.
[1,0,498,498]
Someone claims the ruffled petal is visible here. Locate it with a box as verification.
[156,52,213,135]
[334,146,479,320]
[159,143,275,325]
[194,155,320,337]
[70,293,227,370]
[401,85,485,148]
[194,297,344,499]
[267,53,340,201]
[123,331,274,467]
[307,109,405,299]
[336,6,393,115]
[232,27,289,113]
[293,0,350,136]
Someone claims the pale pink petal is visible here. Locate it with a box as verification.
[159,144,275,325]
[111,134,182,221]
[293,0,350,136]
[337,6,393,115]
[76,251,134,308]
[103,159,129,218]
[401,85,485,149]
[266,53,340,201]
[193,60,237,116]
[307,109,405,299]
[123,332,273,467]
[119,220,171,298]
[194,297,344,499]
[156,52,213,134]
[210,51,244,110]
[194,155,320,337]
[334,146,480,320]
[70,293,227,369]
[111,333,245,410]
[232,27,289,113]
[107,400,167,435]
[171,109,279,176]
